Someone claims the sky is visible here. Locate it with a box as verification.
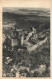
[3,8,50,16]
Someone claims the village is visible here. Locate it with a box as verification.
[2,7,50,77]
[2,25,48,77]
[3,25,47,52]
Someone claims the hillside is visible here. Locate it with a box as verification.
[2,8,50,77]
[2,10,50,32]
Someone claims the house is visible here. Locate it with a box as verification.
[11,28,24,48]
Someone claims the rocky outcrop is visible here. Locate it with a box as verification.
[27,37,47,52]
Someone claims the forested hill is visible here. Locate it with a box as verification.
[2,9,50,32]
